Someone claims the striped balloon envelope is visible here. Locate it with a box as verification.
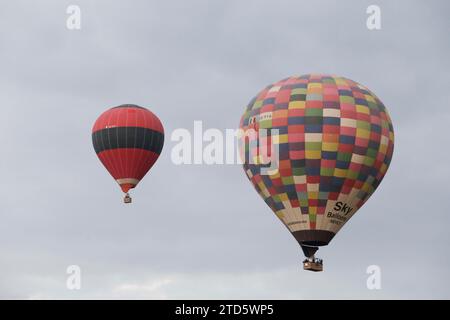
[92,104,164,203]
[238,74,394,271]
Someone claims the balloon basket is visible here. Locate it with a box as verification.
[124,194,132,204]
[303,258,323,272]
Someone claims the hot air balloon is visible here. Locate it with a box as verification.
[92,104,164,203]
[239,75,394,271]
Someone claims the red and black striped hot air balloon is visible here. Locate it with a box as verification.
[92,104,164,203]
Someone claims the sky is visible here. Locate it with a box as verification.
[0,0,449,299]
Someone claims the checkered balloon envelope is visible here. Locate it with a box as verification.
[238,74,394,263]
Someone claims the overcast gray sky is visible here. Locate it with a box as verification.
[0,0,449,299]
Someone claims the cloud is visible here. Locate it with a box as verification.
[0,0,449,299]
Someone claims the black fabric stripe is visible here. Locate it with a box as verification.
[292,230,335,247]
[92,127,164,154]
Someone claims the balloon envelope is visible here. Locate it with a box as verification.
[92,104,164,196]
[239,75,394,256]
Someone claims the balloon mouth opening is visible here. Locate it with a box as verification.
[116,178,140,193]
[120,183,136,193]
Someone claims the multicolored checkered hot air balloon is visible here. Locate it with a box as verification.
[92,104,164,203]
[239,74,394,272]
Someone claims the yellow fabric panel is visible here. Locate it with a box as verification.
[356,128,370,139]
[288,101,305,109]
[306,150,321,159]
[334,168,348,178]
[322,142,339,151]
[356,105,370,115]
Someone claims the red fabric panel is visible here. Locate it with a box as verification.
[92,105,164,133]
[97,149,159,182]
